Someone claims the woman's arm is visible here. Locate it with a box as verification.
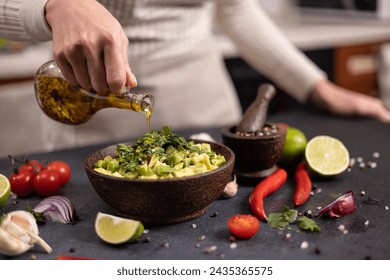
[215,0,390,122]
[310,79,390,123]
[215,0,325,103]
[0,0,51,41]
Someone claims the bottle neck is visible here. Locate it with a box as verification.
[122,88,155,113]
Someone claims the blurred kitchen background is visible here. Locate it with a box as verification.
[1,0,390,157]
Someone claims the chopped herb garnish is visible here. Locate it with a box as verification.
[267,205,321,232]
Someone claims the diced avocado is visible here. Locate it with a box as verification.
[154,162,175,176]
[140,174,158,179]
[183,158,192,167]
[94,167,124,178]
[192,153,212,170]
[174,162,184,170]
[107,159,120,173]
[111,171,124,178]
[189,163,208,174]
[167,151,184,166]
[136,163,154,176]
[94,167,113,176]
[174,167,195,178]
[211,155,226,167]
[102,156,114,169]
[94,159,104,168]
[199,143,211,152]
[124,171,139,178]
[148,154,160,168]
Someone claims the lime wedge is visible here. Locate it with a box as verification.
[94,212,144,244]
[0,174,11,208]
[305,135,350,176]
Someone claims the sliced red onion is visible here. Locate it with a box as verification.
[33,195,77,224]
[318,191,356,218]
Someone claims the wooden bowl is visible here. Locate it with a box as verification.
[220,123,286,186]
[84,141,234,225]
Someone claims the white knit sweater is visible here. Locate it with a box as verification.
[0,0,325,102]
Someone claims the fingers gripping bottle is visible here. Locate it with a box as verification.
[34,60,154,129]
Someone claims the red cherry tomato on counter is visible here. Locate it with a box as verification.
[33,169,61,197]
[9,170,35,197]
[46,161,71,186]
[228,214,260,239]
[19,160,44,175]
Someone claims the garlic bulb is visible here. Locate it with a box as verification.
[0,210,52,256]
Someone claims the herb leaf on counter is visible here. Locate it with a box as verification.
[298,216,321,232]
[267,205,321,232]
[267,206,298,230]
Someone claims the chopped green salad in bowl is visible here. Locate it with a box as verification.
[94,126,227,179]
[84,126,235,225]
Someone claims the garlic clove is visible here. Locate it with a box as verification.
[222,175,238,198]
[26,231,52,254]
[0,228,32,256]
[0,214,33,244]
[9,211,39,235]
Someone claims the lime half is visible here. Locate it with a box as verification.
[305,135,350,176]
[95,212,144,244]
[0,174,11,208]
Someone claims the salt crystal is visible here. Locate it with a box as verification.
[338,224,345,231]
[300,241,309,249]
[203,245,217,254]
[198,235,206,241]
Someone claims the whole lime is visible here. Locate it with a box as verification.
[278,127,307,166]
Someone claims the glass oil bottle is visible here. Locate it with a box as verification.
[34,60,154,129]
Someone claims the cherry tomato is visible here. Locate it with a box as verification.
[228,214,260,239]
[33,169,61,197]
[46,161,71,187]
[9,170,35,197]
[19,160,44,175]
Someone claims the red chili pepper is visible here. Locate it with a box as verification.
[249,168,288,220]
[294,162,312,207]
[56,255,97,260]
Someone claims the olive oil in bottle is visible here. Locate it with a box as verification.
[34,60,154,128]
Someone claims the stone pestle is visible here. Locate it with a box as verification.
[236,83,276,133]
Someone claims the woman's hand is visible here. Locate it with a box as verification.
[309,79,390,123]
[45,0,137,92]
